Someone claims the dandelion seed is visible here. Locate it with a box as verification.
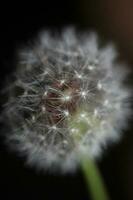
[51,125,57,130]
[60,79,65,85]
[32,115,35,122]
[63,110,69,117]
[97,82,103,90]
[43,91,48,97]
[80,113,86,118]
[94,109,98,117]
[61,94,71,102]
[104,99,109,106]
[88,65,95,71]
[41,106,46,113]
[80,91,87,99]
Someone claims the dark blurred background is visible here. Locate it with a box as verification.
[0,1,133,199]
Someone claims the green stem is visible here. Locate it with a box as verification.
[81,157,110,200]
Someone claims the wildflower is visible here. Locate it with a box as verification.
[3,28,130,172]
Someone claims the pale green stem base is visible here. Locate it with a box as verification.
[81,157,110,200]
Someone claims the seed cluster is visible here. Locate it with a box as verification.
[4,28,130,172]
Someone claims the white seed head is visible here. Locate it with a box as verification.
[3,28,131,173]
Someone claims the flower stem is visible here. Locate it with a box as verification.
[81,157,110,200]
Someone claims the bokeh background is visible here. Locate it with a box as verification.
[0,1,133,199]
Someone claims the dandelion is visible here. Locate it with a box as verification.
[3,28,130,173]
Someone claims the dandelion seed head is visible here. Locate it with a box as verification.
[3,28,131,173]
